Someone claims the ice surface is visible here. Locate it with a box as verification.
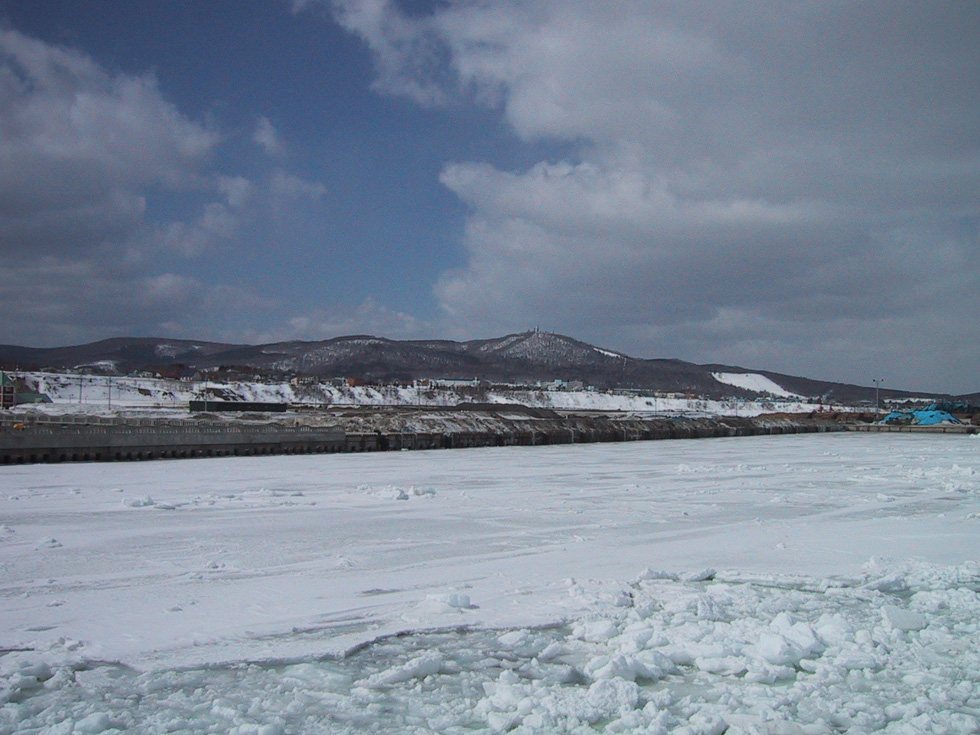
[1,433,979,732]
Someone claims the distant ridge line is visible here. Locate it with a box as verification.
[0,331,971,402]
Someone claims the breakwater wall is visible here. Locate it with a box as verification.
[0,411,842,465]
[0,418,346,464]
[843,423,978,435]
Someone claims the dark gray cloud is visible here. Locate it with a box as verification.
[0,28,253,344]
[0,28,340,346]
[0,256,275,346]
[332,0,980,392]
[0,29,217,258]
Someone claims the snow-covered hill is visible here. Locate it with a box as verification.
[4,330,920,402]
[469,330,624,366]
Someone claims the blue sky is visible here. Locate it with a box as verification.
[1,1,978,393]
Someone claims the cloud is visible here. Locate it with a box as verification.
[332,0,980,392]
[328,0,452,106]
[270,170,327,201]
[249,298,425,345]
[0,29,217,259]
[252,116,285,156]
[0,256,275,346]
[289,0,317,14]
[0,29,279,344]
[218,176,255,209]
[148,175,259,258]
[155,203,239,258]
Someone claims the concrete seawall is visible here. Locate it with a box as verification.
[843,423,978,435]
[0,419,346,464]
[0,411,843,465]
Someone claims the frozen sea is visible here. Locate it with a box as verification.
[1,433,979,733]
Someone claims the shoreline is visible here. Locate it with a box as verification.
[0,409,848,465]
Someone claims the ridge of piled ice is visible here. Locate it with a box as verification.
[2,560,978,734]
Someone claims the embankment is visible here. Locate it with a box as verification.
[0,408,841,465]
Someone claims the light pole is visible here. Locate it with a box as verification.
[872,378,884,420]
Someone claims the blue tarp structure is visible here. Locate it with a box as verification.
[880,410,962,426]
[913,410,963,425]
[924,401,975,414]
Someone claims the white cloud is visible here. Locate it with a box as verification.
[253,298,425,344]
[329,0,450,106]
[0,29,277,343]
[289,0,317,14]
[0,29,216,259]
[0,27,221,266]
[252,116,284,156]
[151,175,259,258]
[270,170,327,201]
[218,176,254,209]
[332,0,980,392]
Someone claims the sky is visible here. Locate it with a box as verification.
[0,1,977,394]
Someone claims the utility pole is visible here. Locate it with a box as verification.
[872,378,884,420]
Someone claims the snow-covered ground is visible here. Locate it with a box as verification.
[15,371,829,418]
[2,433,979,733]
[711,373,802,399]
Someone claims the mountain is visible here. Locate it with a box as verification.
[0,337,235,373]
[0,331,965,403]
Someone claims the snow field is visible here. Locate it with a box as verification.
[1,433,979,733]
[711,373,802,399]
[19,370,825,417]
